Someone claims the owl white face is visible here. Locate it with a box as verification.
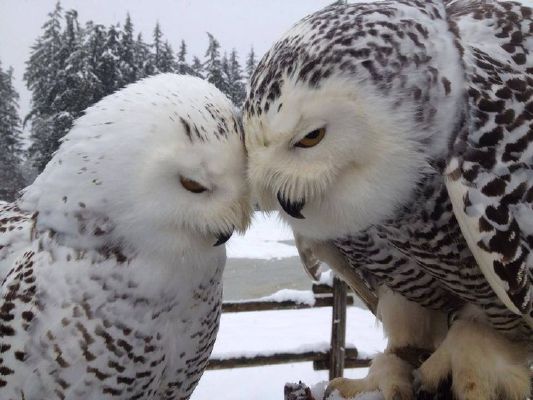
[244,78,427,240]
[23,75,251,256]
[132,127,251,252]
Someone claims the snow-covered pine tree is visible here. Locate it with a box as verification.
[0,63,25,201]
[157,41,177,73]
[25,2,65,171]
[97,24,122,95]
[228,49,246,106]
[136,32,152,79]
[191,56,203,78]
[245,46,257,81]
[147,22,164,75]
[176,40,193,75]
[118,14,138,86]
[204,33,225,93]
[24,2,62,120]
[81,22,107,102]
[220,52,232,97]
[50,9,92,155]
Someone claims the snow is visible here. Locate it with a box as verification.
[318,269,335,286]
[195,212,386,399]
[227,211,299,259]
[256,289,317,306]
[192,306,387,399]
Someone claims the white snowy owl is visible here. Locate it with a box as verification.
[244,1,532,399]
[0,74,251,399]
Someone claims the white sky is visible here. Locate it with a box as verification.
[0,0,332,120]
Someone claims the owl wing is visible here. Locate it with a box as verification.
[444,0,533,317]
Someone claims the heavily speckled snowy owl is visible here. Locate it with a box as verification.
[244,0,532,399]
[0,74,251,399]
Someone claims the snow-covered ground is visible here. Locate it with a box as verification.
[191,212,386,399]
[226,211,298,259]
[192,306,386,400]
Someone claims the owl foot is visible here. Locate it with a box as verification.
[324,353,414,400]
[416,319,529,400]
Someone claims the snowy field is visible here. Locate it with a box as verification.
[191,212,387,399]
[193,306,386,400]
[227,211,299,260]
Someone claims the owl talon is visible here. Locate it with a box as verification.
[324,353,414,400]
[417,320,529,400]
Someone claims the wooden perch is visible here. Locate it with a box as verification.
[207,348,369,370]
[221,295,354,313]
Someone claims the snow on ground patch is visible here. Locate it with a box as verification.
[226,211,299,259]
[192,306,386,399]
[192,363,377,400]
[210,306,385,359]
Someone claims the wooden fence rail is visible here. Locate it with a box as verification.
[207,277,372,375]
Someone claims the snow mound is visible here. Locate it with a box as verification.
[257,289,316,306]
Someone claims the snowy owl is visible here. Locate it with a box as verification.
[0,74,251,399]
[244,1,532,399]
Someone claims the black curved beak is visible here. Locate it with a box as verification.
[214,228,234,246]
[277,191,305,219]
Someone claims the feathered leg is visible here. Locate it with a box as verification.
[417,314,529,400]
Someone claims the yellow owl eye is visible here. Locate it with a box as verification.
[294,127,326,148]
[180,176,207,194]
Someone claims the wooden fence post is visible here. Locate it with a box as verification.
[329,276,347,380]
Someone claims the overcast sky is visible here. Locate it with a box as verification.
[0,0,332,120]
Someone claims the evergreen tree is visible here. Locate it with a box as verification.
[24,1,63,119]
[203,33,225,92]
[228,49,246,106]
[25,2,65,171]
[97,24,122,94]
[176,40,193,75]
[220,52,231,95]
[136,32,152,79]
[191,56,203,78]
[156,41,176,73]
[148,22,163,75]
[245,46,257,81]
[118,14,137,86]
[0,63,25,200]
[50,9,89,154]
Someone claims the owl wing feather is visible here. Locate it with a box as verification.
[444,0,533,317]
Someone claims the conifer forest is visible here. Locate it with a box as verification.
[0,2,258,200]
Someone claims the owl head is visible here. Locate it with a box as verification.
[22,74,251,258]
[243,2,464,240]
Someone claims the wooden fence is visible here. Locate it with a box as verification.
[206,277,372,379]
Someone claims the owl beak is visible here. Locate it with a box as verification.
[214,228,234,246]
[277,191,305,219]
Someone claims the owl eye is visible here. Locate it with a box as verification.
[180,176,207,194]
[294,127,326,148]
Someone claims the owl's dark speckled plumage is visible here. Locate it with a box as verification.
[245,0,533,343]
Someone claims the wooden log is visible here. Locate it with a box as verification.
[221,296,354,313]
[207,348,361,370]
[311,283,333,294]
[313,357,371,370]
[329,277,347,380]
